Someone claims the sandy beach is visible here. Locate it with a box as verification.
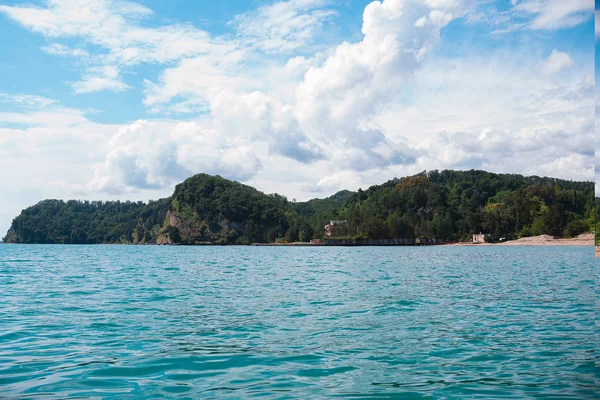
[253,234,595,248]
[451,234,594,247]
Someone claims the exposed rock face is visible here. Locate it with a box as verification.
[3,171,594,245]
[157,209,246,245]
[155,234,172,245]
[157,210,213,245]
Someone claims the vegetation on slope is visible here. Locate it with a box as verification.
[164,174,292,244]
[3,199,170,244]
[3,170,594,244]
[333,170,594,242]
[595,197,600,246]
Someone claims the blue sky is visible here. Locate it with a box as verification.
[0,0,595,234]
[0,0,374,123]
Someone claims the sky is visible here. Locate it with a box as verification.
[0,0,595,235]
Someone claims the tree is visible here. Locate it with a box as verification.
[4,170,593,244]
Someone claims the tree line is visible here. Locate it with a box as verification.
[3,170,594,244]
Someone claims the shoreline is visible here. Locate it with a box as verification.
[2,234,594,247]
[448,240,593,247]
[448,234,594,247]
[255,237,595,247]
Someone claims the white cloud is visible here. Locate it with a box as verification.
[0,0,230,93]
[375,52,594,183]
[142,51,254,113]
[0,93,58,110]
[88,119,263,194]
[537,153,592,181]
[0,109,88,128]
[0,93,93,127]
[539,50,574,74]
[143,0,462,173]
[0,98,121,233]
[41,43,89,58]
[72,65,129,94]
[311,170,362,193]
[292,0,467,169]
[423,0,466,9]
[4,0,450,197]
[596,87,600,196]
[512,0,593,30]
[0,0,594,234]
[0,0,339,94]
[488,0,593,34]
[231,0,337,53]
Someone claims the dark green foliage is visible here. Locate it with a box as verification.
[595,197,599,245]
[565,219,590,238]
[332,170,592,241]
[171,174,291,244]
[3,198,170,244]
[3,170,594,244]
[288,190,353,238]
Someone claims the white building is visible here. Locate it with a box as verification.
[472,233,485,243]
[325,220,347,237]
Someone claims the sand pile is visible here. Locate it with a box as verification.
[498,233,594,246]
[576,233,594,241]
[513,235,554,243]
[448,233,594,247]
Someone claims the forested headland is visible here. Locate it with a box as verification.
[3,170,595,245]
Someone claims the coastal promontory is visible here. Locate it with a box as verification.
[3,170,595,245]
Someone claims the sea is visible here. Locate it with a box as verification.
[0,245,596,399]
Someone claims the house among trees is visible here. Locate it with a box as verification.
[472,233,485,243]
[325,220,347,237]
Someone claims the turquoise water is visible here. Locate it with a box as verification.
[0,245,596,399]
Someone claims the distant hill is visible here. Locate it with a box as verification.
[3,170,594,244]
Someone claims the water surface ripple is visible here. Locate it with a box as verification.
[0,245,595,398]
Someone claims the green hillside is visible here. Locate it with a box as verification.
[3,170,594,244]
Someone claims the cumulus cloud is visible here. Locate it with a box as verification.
[539,50,574,75]
[0,0,593,206]
[596,90,600,196]
[289,0,467,171]
[142,51,254,113]
[88,120,262,194]
[310,170,363,193]
[81,0,468,192]
[537,153,592,181]
[418,124,593,179]
[373,50,594,187]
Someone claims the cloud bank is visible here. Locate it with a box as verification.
[0,0,594,231]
